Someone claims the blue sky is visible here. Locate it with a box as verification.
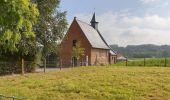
[60,0,170,46]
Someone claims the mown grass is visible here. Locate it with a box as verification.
[0,66,170,100]
[115,58,170,67]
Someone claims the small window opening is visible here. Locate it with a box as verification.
[72,40,77,47]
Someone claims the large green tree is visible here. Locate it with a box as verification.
[0,0,39,52]
[33,0,67,70]
[0,0,39,74]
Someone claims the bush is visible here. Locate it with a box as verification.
[0,61,37,76]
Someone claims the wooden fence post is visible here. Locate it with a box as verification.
[12,96,15,100]
[86,56,88,66]
[72,57,74,67]
[0,94,2,100]
[21,58,24,75]
[144,58,146,66]
[60,59,62,70]
[165,57,167,67]
[44,58,46,73]
[126,59,128,66]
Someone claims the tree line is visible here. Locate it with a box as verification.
[110,44,170,58]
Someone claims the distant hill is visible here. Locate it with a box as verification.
[110,44,170,58]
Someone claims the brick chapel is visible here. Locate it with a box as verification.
[60,13,117,67]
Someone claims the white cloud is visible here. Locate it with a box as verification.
[142,0,170,16]
[140,0,160,4]
[74,11,170,46]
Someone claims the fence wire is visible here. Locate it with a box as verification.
[0,94,27,100]
[116,58,170,67]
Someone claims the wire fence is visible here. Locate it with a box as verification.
[116,57,170,67]
[0,59,63,75]
[0,94,27,100]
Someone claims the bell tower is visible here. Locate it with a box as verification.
[90,13,99,30]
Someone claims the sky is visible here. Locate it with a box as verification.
[60,0,170,47]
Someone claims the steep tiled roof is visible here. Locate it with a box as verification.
[76,19,109,49]
[97,30,117,55]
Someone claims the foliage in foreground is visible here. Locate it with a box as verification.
[0,0,67,74]
[0,0,39,52]
[0,66,170,100]
[0,0,40,74]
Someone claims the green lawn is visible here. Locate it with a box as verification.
[0,66,170,100]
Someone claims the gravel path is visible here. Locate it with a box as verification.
[35,68,62,72]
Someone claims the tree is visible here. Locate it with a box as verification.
[33,0,67,72]
[0,0,39,74]
[72,41,85,67]
[0,0,39,52]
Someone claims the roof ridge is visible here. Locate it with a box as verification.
[76,19,109,49]
[75,18,116,54]
[97,30,117,55]
[76,19,91,26]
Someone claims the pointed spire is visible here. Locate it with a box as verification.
[91,13,96,23]
[74,16,77,20]
[90,12,99,30]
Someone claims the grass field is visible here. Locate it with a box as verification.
[115,58,170,67]
[0,66,170,100]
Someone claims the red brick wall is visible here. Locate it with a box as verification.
[60,19,92,67]
[109,55,117,64]
[91,48,109,65]
[60,19,113,67]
